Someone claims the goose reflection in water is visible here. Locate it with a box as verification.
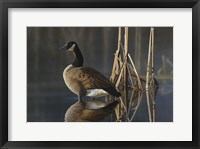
[65,100,119,122]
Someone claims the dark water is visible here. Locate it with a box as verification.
[27,82,172,122]
[27,27,173,122]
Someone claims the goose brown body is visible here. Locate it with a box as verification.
[63,66,121,97]
[61,41,121,100]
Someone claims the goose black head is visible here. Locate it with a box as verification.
[60,41,77,51]
[61,41,83,67]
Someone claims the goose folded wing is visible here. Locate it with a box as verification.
[73,67,115,90]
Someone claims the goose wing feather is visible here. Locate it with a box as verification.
[67,67,121,97]
[70,67,114,89]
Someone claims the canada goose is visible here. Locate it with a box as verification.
[65,100,119,122]
[61,41,121,101]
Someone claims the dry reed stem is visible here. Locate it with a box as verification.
[115,55,146,84]
[124,27,129,112]
[119,97,128,113]
[151,28,156,122]
[127,64,134,87]
[115,104,120,121]
[111,27,122,121]
[126,65,141,116]
[129,91,143,121]
[127,65,135,115]
[124,27,129,59]
[111,51,120,82]
[116,27,121,74]
[149,89,156,122]
[146,28,152,122]
[118,101,122,121]
[116,27,122,121]
[119,43,145,89]
[113,44,129,120]
[111,27,121,82]
[127,90,136,115]
[128,54,143,90]
[115,59,128,116]
[115,59,126,88]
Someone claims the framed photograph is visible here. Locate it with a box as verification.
[0,0,199,148]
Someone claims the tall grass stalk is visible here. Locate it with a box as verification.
[146,28,152,122]
[111,27,122,121]
[129,91,143,121]
[124,27,129,111]
[151,28,156,122]
[128,54,143,90]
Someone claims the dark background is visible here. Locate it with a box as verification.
[27,27,173,122]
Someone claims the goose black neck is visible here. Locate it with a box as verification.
[72,45,83,67]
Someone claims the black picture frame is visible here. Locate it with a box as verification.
[0,0,199,148]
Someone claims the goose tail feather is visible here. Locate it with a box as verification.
[103,87,121,97]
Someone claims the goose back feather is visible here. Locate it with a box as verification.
[63,67,121,97]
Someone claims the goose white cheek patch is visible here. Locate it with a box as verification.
[68,44,75,51]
